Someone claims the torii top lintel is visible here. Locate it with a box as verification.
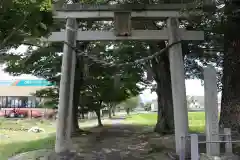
[54,3,197,11]
[53,3,216,19]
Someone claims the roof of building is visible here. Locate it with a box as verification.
[0,80,53,87]
[0,79,53,96]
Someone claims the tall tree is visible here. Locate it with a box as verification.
[78,43,144,125]
[122,96,140,115]
[219,1,240,131]
[150,42,175,134]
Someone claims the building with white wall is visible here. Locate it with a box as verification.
[150,95,221,112]
[0,79,53,108]
[150,99,158,112]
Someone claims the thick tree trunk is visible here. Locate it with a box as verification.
[112,107,115,116]
[154,81,174,134]
[151,41,174,134]
[130,0,174,134]
[71,103,81,134]
[81,112,85,119]
[126,108,130,115]
[95,109,103,127]
[220,3,240,132]
[108,106,112,119]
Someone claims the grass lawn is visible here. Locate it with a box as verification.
[0,135,55,160]
[0,118,56,159]
[125,111,206,132]
[0,112,206,160]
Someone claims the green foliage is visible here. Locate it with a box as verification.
[4,43,62,81]
[0,0,53,51]
[144,102,152,111]
[2,1,147,112]
[79,53,144,111]
[2,0,226,118]
[186,96,195,109]
[33,87,59,109]
[4,42,145,112]
[121,96,140,114]
[182,4,224,90]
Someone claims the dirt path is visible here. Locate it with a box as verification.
[9,122,240,160]
[68,124,176,160]
[8,122,177,160]
[7,117,240,160]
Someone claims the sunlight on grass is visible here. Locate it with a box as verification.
[125,113,157,125]
[125,112,206,132]
[0,135,55,160]
[0,118,56,160]
[0,118,99,159]
[188,112,205,132]
[0,118,55,145]
[0,112,206,160]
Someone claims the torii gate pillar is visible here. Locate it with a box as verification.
[55,18,77,153]
[167,17,189,156]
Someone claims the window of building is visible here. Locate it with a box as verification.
[0,96,39,108]
[0,96,7,108]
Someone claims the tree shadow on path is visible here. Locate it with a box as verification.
[7,124,177,160]
[70,124,176,160]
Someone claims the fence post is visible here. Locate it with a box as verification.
[224,128,232,155]
[179,136,186,160]
[191,134,199,160]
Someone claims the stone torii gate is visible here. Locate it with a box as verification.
[47,3,205,157]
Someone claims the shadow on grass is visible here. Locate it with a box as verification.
[0,122,205,160]
[0,124,155,160]
[85,123,157,139]
[109,117,126,120]
[0,133,55,160]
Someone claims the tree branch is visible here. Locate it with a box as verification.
[0,14,28,49]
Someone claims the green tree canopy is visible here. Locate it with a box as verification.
[0,0,53,52]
